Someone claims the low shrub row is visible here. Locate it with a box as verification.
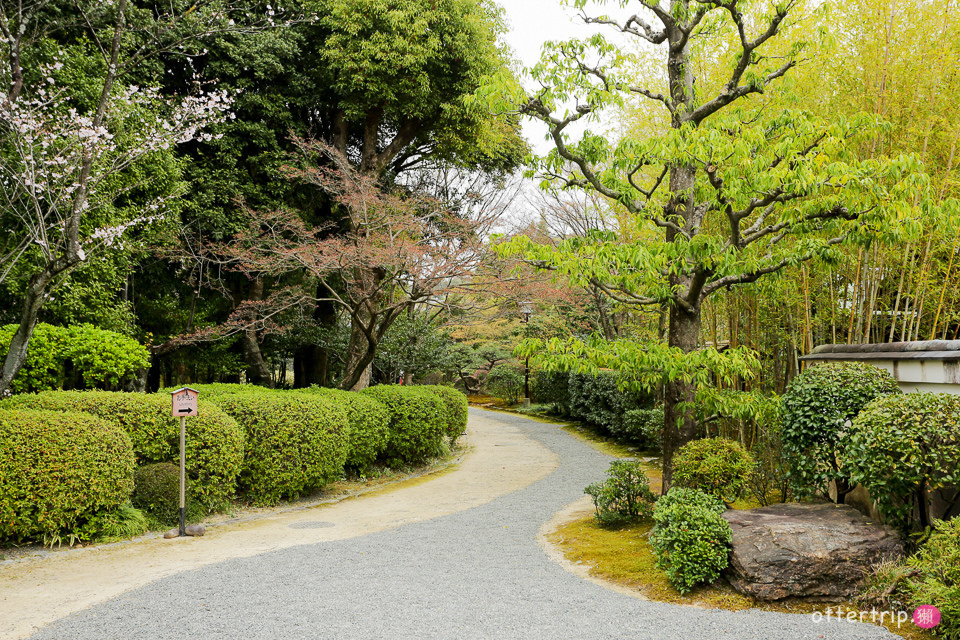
[0,383,467,542]
[535,370,660,450]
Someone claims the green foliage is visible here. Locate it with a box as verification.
[211,391,350,505]
[621,407,664,451]
[860,518,960,640]
[650,488,732,594]
[417,385,469,442]
[1,391,244,510]
[73,504,148,544]
[374,315,453,383]
[297,387,390,475]
[672,437,753,503]
[133,463,189,526]
[0,409,134,542]
[568,370,652,437]
[781,363,900,499]
[533,370,570,414]
[654,487,727,515]
[846,393,960,532]
[746,418,793,506]
[360,385,447,467]
[584,459,657,526]
[485,364,524,404]
[0,323,149,393]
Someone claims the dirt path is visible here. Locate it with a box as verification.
[0,410,558,640]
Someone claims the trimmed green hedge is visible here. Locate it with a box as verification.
[0,323,149,392]
[0,409,135,541]
[0,391,244,509]
[417,385,468,442]
[360,385,447,467]
[296,387,390,475]
[673,437,753,503]
[847,393,960,531]
[211,391,350,504]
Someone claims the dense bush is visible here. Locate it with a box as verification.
[650,488,732,594]
[781,363,900,502]
[534,370,570,414]
[360,385,447,467]
[73,504,149,544]
[486,365,524,404]
[654,486,726,515]
[860,518,960,640]
[133,463,189,525]
[417,385,468,442]
[0,323,149,393]
[297,387,390,474]
[212,391,350,504]
[672,437,753,503]
[568,371,657,444]
[1,391,244,509]
[0,409,134,541]
[584,459,657,526]
[846,393,960,531]
[618,407,663,451]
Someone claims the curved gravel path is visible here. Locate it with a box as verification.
[30,409,895,640]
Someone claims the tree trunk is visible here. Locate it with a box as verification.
[661,302,702,493]
[239,278,273,388]
[0,271,54,396]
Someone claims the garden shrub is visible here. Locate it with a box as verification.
[0,391,244,509]
[297,387,390,475]
[486,365,524,404]
[746,419,792,506]
[568,371,656,438]
[360,385,447,467]
[650,487,732,594]
[417,385,468,442]
[846,393,960,531]
[212,391,350,504]
[534,370,570,415]
[0,409,134,541]
[654,486,726,515]
[859,518,960,640]
[0,323,149,393]
[781,362,900,502]
[73,504,149,544]
[672,437,753,503]
[133,463,189,525]
[619,406,664,451]
[584,459,657,526]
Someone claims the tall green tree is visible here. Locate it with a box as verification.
[484,0,938,487]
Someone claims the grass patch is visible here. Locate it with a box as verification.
[548,514,930,640]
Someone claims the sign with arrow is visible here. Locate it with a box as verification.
[171,387,198,417]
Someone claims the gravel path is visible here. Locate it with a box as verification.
[31,409,896,640]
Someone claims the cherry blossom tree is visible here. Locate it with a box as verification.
[0,0,286,395]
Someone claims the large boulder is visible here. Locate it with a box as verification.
[722,503,903,600]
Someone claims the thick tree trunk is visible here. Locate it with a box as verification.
[661,302,702,493]
[341,316,375,390]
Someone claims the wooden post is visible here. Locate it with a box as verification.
[179,415,186,537]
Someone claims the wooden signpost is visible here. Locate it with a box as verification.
[166,388,205,539]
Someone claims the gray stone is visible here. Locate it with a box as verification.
[722,502,903,601]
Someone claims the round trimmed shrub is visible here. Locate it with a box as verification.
[672,437,752,502]
[654,486,726,515]
[417,385,468,442]
[846,393,960,531]
[212,391,350,504]
[782,362,900,500]
[297,388,390,475]
[0,409,134,541]
[360,385,446,467]
[0,391,244,509]
[650,487,732,594]
[133,463,189,525]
